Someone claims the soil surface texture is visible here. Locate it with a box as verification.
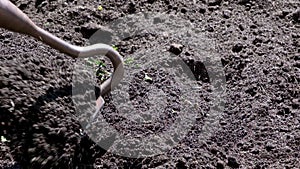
[0,0,299,168]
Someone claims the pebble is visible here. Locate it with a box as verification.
[265,141,276,151]
[216,160,225,169]
[223,10,231,19]
[207,26,214,32]
[169,43,184,55]
[232,43,244,53]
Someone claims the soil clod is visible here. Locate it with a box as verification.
[232,43,244,53]
[169,43,184,55]
[227,157,240,168]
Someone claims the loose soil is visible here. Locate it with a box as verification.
[0,0,299,168]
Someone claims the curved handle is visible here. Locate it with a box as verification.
[0,0,81,57]
[77,44,124,96]
[0,0,39,37]
[0,0,124,111]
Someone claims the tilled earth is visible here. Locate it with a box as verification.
[0,0,299,168]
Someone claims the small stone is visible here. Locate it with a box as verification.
[169,43,184,55]
[223,10,231,19]
[217,160,225,169]
[265,141,276,151]
[207,0,222,6]
[59,127,68,135]
[227,157,239,168]
[207,26,214,32]
[291,33,300,39]
[232,43,244,53]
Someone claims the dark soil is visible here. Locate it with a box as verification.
[1,0,299,168]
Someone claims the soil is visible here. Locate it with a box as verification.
[0,0,299,168]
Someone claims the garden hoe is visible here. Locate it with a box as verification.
[0,0,124,121]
